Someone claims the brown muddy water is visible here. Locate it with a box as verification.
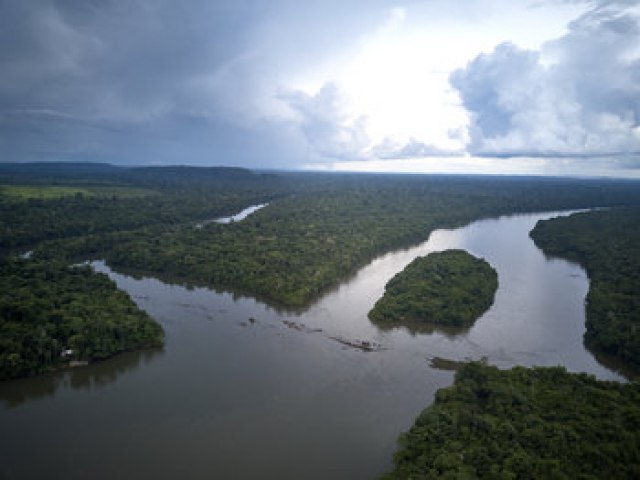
[0,211,623,480]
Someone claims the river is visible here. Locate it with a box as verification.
[195,203,268,228]
[0,210,624,480]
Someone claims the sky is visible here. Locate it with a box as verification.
[1,0,640,177]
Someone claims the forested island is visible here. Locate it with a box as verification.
[531,207,640,368]
[383,361,640,479]
[369,250,497,328]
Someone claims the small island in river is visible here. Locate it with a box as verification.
[369,249,498,328]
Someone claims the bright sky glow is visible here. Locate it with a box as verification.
[285,1,593,171]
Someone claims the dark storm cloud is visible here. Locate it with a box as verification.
[0,1,262,113]
[0,0,400,166]
[0,1,331,166]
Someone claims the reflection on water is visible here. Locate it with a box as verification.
[372,316,473,337]
[0,210,627,480]
[0,349,163,408]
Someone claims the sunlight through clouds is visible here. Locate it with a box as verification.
[280,0,615,173]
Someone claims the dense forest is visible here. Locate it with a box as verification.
[383,361,640,479]
[530,207,640,368]
[0,258,163,380]
[77,176,640,307]
[0,167,284,251]
[369,250,497,328]
[2,163,640,378]
[15,173,640,308]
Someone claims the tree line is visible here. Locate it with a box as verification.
[383,361,640,479]
[531,207,640,368]
[30,175,640,309]
[0,258,163,380]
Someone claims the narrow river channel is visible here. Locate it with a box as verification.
[0,210,624,480]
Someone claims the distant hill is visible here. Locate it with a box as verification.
[0,162,262,187]
[126,165,261,187]
[0,162,121,179]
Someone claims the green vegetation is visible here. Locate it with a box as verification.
[429,356,469,371]
[0,257,163,380]
[531,207,640,368]
[93,176,640,307]
[2,163,640,379]
[383,361,640,479]
[0,183,158,201]
[28,175,640,309]
[0,185,94,199]
[0,177,285,252]
[0,165,278,379]
[101,189,484,307]
[369,250,497,328]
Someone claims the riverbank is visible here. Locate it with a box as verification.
[0,210,624,480]
[383,361,640,479]
[531,207,640,369]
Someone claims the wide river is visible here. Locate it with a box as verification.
[0,210,625,479]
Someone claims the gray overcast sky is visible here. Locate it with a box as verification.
[1,0,640,176]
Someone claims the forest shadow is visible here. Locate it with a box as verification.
[585,339,640,382]
[0,348,163,408]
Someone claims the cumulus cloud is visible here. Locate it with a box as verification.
[279,84,465,162]
[450,2,640,162]
[278,83,370,160]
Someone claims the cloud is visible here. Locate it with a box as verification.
[278,83,370,160]
[278,82,466,162]
[450,2,640,162]
[0,0,307,166]
[370,137,464,159]
[2,0,639,175]
[0,0,400,166]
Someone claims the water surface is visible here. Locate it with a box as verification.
[195,203,268,228]
[0,211,622,480]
